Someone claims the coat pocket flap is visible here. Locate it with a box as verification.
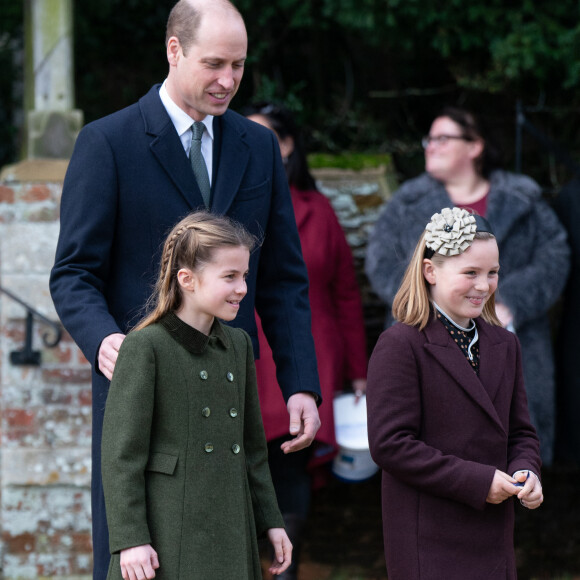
[146,452,178,475]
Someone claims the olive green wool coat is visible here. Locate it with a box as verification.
[101,313,284,579]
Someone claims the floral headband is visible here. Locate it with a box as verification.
[425,207,494,257]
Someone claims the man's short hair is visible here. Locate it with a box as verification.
[166,0,243,55]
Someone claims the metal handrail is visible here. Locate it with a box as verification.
[0,284,62,365]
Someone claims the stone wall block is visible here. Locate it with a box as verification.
[0,208,17,224]
[21,185,51,203]
[41,368,92,385]
[2,379,91,449]
[312,164,396,349]
[0,186,15,203]
[28,111,83,160]
[0,179,62,224]
[0,274,58,319]
[3,406,91,449]
[1,223,60,274]
[2,485,92,577]
[2,449,91,487]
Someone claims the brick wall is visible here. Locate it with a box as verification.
[0,167,92,580]
[0,160,394,578]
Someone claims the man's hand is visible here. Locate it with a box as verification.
[352,378,367,404]
[98,333,126,380]
[120,544,159,580]
[280,392,321,454]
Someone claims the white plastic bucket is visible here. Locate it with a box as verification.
[332,393,378,482]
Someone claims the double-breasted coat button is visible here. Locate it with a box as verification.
[200,370,208,380]
[229,408,238,418]
[201,407,211,418]
[231,444,241,454]
[226,372,234,382]
[204,443,213,453]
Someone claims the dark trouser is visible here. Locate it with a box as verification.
[92,372,111,580]
[267,437,311,517]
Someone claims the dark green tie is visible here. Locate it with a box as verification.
[190,122,211,207]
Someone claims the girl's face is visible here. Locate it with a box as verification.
[177,245,250,334]
[423,238,499,327]
[424,116,483,181]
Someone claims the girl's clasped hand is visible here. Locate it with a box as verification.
[486,469,543,508]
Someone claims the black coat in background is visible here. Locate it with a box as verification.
[554,175,580,464]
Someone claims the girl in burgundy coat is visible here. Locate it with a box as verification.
[367,208,543,580]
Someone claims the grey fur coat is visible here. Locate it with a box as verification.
[365,170,570,465]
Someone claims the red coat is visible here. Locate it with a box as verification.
[255,187,367,452]
[367,316,541,580]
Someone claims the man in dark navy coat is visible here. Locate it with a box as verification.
[49,1,321,578]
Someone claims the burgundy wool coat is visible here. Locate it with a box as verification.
[255,187,367,452]
[367,316,541,580]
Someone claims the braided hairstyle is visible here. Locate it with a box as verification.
[134,211,256,331]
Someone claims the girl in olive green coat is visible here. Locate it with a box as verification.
[101,212,291,580]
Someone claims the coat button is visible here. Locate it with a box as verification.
[201,407,211,418]
[204,443,213,453]
[231,444,240,454]
[226,372,234,382]
[229,408,238,418]
[200,370,208,380]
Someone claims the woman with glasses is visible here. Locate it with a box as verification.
[244,102,368,580]
[365,106,569,467]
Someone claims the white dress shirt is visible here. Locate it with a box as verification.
[159,80,214,185]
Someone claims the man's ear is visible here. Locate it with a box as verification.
[167,36,181,67]
[177,268,196,291]
[423,259,436,285]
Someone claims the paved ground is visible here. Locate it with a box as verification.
[263,462,580,580]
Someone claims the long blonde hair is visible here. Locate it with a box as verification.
[392,230,501,330]
[134,211,256,331]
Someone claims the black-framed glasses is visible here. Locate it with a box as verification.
[421,135,471,149]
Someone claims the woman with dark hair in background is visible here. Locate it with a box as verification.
[245,102,368,579]
[365,106,569,467]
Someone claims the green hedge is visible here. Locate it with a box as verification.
[307,153,394,171]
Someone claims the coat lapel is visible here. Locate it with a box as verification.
[423,318,506,435]
[477,321,509,407]
[210,112,250,215]
[139,86,206,210]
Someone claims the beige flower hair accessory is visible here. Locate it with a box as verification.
[425,207,477,256]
